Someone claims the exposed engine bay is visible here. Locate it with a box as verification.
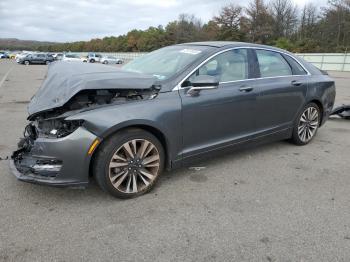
[26,87,159,141]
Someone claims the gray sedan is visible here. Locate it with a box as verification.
[10,41,336,198]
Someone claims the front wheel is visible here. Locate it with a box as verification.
[291,102,320,145]
[93,129,165,198]
[45,60,51,65]
[24,60,30,65]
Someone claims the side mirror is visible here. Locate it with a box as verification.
[187,75,219,96]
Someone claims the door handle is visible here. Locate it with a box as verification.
[291,80,302,86]
[239,86,254,92]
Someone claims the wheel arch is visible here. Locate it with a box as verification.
[308,99,324,126]
[88,124,171,177]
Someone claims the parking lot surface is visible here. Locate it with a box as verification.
[0,60,350,262]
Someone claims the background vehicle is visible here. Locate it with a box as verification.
[9,52,18,59]
[87,52,102,63]
[52,53,63,60]
[11,42,336,199]
[101,56,123,64]
[62,53,82,62]
[18,53,54,65]
[0,52,10,59]
[15,52,33,62]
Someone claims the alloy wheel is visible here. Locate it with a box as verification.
[297,106,319,143]
[108,139,160,194]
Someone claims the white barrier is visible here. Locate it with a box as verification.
[74,52,350,72]
[296,53,350,72]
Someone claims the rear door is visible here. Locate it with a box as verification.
[252,49,309,134]
[30,54,40,63]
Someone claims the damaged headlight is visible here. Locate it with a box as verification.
[35,119,84,138]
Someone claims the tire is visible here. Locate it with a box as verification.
[93,128,165,198]
[90,59,95,63]
[291,102,321,145]
[102,60,108,64]
[24,60,30,65]
[45,60,50,65]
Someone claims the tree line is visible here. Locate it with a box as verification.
[37,0,350,53]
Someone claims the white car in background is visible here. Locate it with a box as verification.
[101,55,123,64]
[62,53,82,62]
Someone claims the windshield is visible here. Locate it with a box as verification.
[122,45,212,80]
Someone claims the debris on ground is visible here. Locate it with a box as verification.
[0,156,9,161]
[189,166,206,171]
[330,104,350,119]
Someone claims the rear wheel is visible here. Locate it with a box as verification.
[24,60,30,65]
[291,102,320,145]
[93,128,164,198]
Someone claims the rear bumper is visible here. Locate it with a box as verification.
[10,127,98,187]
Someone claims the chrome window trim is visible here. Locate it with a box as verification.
[172,46,311,91]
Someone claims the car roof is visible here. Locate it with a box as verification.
[178,41,290,54]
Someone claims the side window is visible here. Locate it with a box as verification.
[256,50,292,77]
[184,49,249,86]
[283,55,308,75]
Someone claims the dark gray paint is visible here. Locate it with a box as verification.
[11,42,336,186]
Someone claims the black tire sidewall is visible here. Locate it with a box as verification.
[93,129,165,198]
[292,102,320,145]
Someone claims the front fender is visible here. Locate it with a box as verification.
[65,91,183,167]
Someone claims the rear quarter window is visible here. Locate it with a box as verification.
[283,55,308,75]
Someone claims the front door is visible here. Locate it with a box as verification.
[179,48,259,159]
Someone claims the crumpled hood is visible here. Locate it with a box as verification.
[28,61,157,116]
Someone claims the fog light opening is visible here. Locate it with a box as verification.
[31,159,63,177]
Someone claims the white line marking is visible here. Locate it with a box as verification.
[0,67,14,88]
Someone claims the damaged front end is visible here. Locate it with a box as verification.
[10,62,160,186]
[10,117,97,186]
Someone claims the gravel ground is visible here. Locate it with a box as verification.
[0,60,350,262]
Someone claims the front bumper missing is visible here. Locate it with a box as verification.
[10,127,98,187]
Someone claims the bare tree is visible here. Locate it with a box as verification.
[245,0,274,43]
[320,0,350,48]
[213,4,243,40]
[299,3,318,40]
[269,0,298,39]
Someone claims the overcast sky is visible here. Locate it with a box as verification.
[0,0,327,42]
